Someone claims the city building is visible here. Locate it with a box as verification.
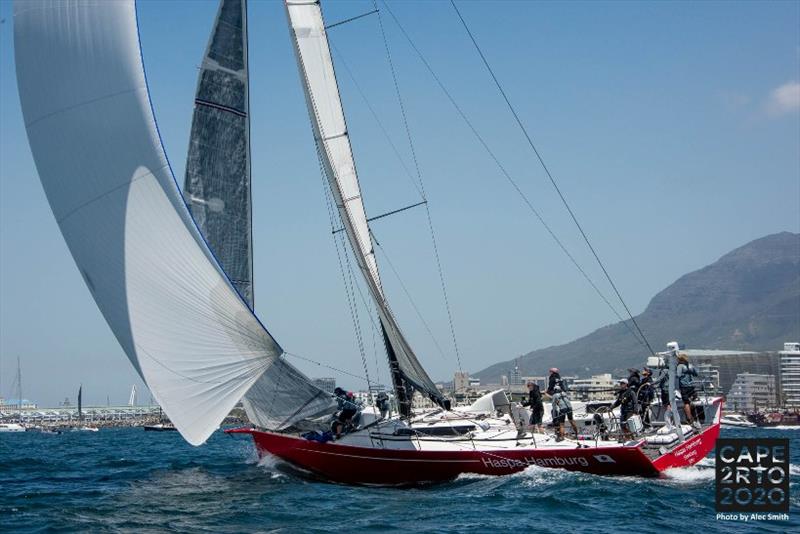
[780,342,800,408]
[727,373,777,413]
[695,363,721,392]
[454,371,470,392]
[522,376,548,391]
[509,364,522,386]
[686,349,783,402]
[0,398,37,410]
[571,374,615,401]
[312,377,336,394]
[368,384,388,395]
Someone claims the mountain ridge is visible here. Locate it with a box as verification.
[473,231,800,382]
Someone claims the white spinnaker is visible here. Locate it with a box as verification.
[285,0,443,400]
[14,0,281,445]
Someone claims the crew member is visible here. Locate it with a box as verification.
[332,387,360,439]
[610,378,638,437]
[550,385,578,441]
[375,392,390,419]
[627,368,641,391]
[652,368,671,420]
[676,353,699,428]
[521,381,544,433]
[546,367,566,396]
[637,367,655,428]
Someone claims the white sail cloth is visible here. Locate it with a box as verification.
[285,0,444,401]
[13,0,294,445]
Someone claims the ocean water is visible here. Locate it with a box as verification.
[1,427,797,533]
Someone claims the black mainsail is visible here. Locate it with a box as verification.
[184,0,336,429]
[183,0,253,307]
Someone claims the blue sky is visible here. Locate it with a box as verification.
[1,0,798,407]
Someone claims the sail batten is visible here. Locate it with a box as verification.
[285,0,447,410]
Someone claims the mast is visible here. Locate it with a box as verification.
[16,356,22,420]
[285,0,448,414]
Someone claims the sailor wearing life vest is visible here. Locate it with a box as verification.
[331,387,361,439]
[676,353,700,429]
[637,368,656,428]
[550,385,578,441]
[610,378,638,437]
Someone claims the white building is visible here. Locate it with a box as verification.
[727,373,776,413]
[572,374,615,401]
[780,342,800,408]
[696,363,721,392]
[0,398,37,410]
[509,365,522,386]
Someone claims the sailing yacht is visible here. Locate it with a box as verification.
[71,385,100,432]
[14,0,720,484]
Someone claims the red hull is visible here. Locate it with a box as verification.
[228,423,720,485]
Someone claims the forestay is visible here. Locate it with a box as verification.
[285,0,447,409]
[183,0,335,429]
[13,0,331,445]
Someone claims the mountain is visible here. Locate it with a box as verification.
[474,232,800,382]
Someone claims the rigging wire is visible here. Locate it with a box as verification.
[449,0,655,356]
[319,150,374,389]
[379,1,648,350]
[373,0,465,373]
[331,42,456,373]
[283,351,371,383]
[371,230,452,363]
[291,20,378,390]
[330,43,423,198]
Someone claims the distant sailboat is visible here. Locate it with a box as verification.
[72,385,99,432]
[14,0,722,482]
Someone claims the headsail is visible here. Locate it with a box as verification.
[183,0,254,307]
[184,0,336,429]
[77,385,82,422]
[285,0,448,412]
[15,0,287,445]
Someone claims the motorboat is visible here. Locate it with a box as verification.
[720,413,755,428]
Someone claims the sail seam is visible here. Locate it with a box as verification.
[135,342,272,385]
[194,98,247,118]
[55,165,168,224]
[24,87,142,129]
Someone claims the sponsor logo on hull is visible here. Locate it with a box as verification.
[481,455,592,470]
